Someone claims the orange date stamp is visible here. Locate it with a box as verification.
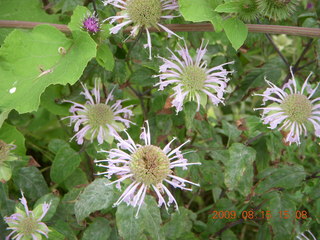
[211,210,310,220]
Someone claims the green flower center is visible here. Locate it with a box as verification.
[181,65,207,91]
[281,94,312,124]
[130,145,171,186]
[86,104,114,128]
[127,0,162,27]
[19,216,39,236]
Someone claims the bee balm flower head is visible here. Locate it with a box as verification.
[155,41,234,113]
[255,68,320,145]
[4,192,51,240]
[95,121,201,217]
[63,81,134,145]
[103,0,182,59]
[82,13,100,34]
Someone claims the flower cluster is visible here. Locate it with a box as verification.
[4,192,51,240]
[95,121,201,217]
[255,69,320,145]
[63,82,134,145]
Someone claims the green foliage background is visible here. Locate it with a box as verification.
[0,0,319,239]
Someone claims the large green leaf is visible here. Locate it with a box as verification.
[256,165,306,194]
[13,167,49,201]
[74,178,116,222]
[50,145,82,184]
[116,196,163,240]
[224,143,256,192]
[179,0,223,32]
[0,25,96,114]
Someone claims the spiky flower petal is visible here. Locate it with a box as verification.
[63,81,134,145]
[257,0,299,20]
[4,191,51,240]
[296,230,317,240]
[95,121,201,217]
[254,68,320,145]
[154,41,234,113]
[103,0,182,59]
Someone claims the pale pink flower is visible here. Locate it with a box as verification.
[296,230,317,240]
[95,121,200,217]
[63,81,134,145]
[254,68,320,145]
[4,192,51,240]
[154,41,234,113]
[103,0,182,59]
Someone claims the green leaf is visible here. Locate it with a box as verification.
[256,165,306,194]
[0,110,10,128]
[82,217,112,240]
[40,85,70,116]
[222,18,248,50]
[215,2,241,13]
[184,102,197,130]
[48,139,68,154]
[179,0,223,32]
[13,167,49,201]
[0,164,12,182]
[96,44,115,71]
[48,228,65,240]
[163,208,196,239]
[74,178,115,222]
[34,193,60,221]
[116,196,163,240]
[0,25,96,113]
[61,168,88,190]
[0,182,16,216]
[50,145,82,184]
[68,6,90,32]
[224,143,256,192]
[263,192,296,240]
[0,122,26,155]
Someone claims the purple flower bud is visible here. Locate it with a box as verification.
[83,15,100,34]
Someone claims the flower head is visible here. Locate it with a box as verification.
[154,41,234,113]
[103,0,182,59]
[95,121,201,217]
[82,13,101,34]
[63,81,134,145]
[4,192,51,240]
[254,68,320,145]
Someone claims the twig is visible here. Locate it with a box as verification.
[128,85,147,120]
[305,170,320,181]
[282,39,314,84]
[125,29,143,73]
[245,133,266,145]
[264,33,289,67]
[1,21,320,37]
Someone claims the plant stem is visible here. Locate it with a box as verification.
[264,33,289,67]
[1,21,320,37]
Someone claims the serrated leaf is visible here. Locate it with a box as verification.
[222,18,248,50]
[50,145,81,184]
[0,25,96,113]
[116,196,163,240]
[0,122,26,155]
[13,167,49,201]
[82,217,112,240]
[256,165,306,194]
[75,178,115,222]
[224,143,256,191]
